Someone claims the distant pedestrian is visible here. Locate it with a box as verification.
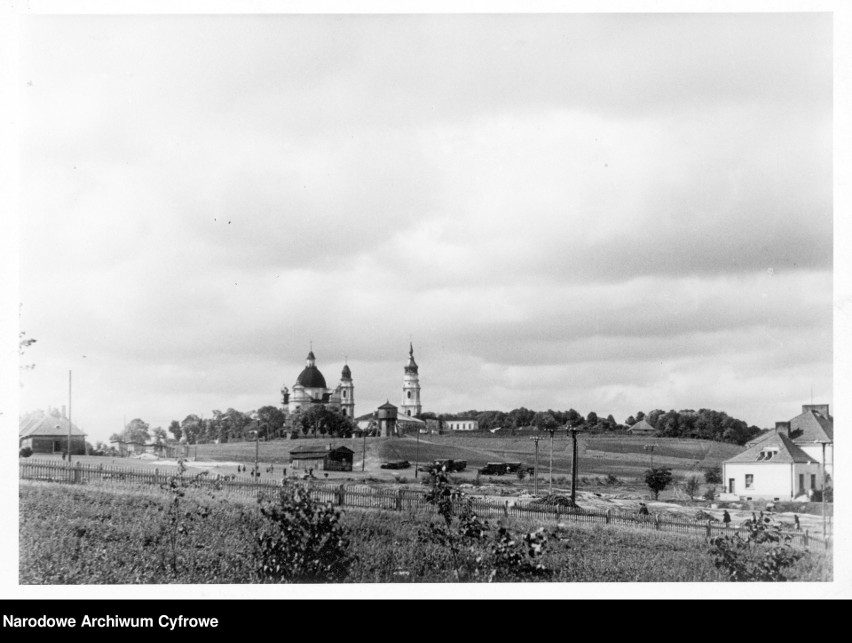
[638,503,649,517]
[794,515,801,531]
[61,452,66,461]
[723,510,731,528]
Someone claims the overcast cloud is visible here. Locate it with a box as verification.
[16,13,833,443]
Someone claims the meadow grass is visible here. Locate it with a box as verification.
[19,481,831,584]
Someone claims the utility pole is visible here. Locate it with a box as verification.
[414,427,421,479]
[570,427,579,505]
[548,429,555,494]
[67,370,72,464]
[254,429,260,478]
[821,441,828,540]
[529,435,542,496]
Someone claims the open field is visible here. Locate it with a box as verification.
[19,480,832,584]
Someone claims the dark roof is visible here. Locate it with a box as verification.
[725,432,819,465]
[19,411,87,439]
[289,445,354,457]
[296,365,327,389]
[404,343,418,374]
[788,409,833,444]
[378,401,397,410]
[627,419,656,434]
[341,364,352,379]
[448,417,477,422]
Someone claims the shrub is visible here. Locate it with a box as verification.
[703,486,717,502]
[704,467,723,485]
[683,475,701,500]
[645,467,673,500]
[709,513,806,581]
[255,484,353,583]
[605,474,619,485]
[19,447,33,458]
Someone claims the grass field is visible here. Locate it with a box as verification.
[19,480,831,584]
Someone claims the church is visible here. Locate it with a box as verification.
[281,343,422,424]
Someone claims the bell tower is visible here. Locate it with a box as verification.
[339,362,355,418]
[400,342,422,417]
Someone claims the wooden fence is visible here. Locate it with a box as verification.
[20,459,829,550]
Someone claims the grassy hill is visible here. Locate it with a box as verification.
[183,433,744,482]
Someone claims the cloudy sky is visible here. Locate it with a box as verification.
[14,11,835,444]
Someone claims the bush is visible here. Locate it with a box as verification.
[704,467,723,485]
[19,447,33,458]
[255,484,353,583]
[703,486,717,502]
[645,468,673,500]
[709,513,806,581]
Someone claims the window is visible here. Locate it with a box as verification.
[343,391,346,398]
[407,391,411,399]
[745,474,754,489]
[810,474,816,489]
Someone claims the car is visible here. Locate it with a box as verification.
[380,460,411,470]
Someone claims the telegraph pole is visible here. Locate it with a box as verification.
[570,427,579,506]
[529,435,542,496]
[67,370,72,464]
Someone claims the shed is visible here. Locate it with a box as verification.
[626,419,657,436]
[19,410,87,455]
[289,445,354,472]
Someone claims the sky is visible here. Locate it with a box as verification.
[12,11,836,445]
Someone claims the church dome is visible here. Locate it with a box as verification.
[297,366,327,389]
[341,364,352,379]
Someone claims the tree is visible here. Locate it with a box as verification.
[297,405,353,438]
[152,427,168,445]
[168,420,182,442]
[565,409,583,428]
[644,467,673,500]
[256,405,287,439]
[532,411,559,433]
[683,475,701,500]
[704,466,723,484]
[124,418,150,444]
[586,411,599,427]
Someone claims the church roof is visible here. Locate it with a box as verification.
[297,366,327,389]
[341,364,352,379]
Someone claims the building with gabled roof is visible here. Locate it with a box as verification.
[722,428,822,501]
[626,419,657,436]
[19,408,87,455]
[745,404,833,478]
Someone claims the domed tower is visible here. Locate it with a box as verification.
[400,342,422,417]
[339,362,355,418]
[290,350,328,414]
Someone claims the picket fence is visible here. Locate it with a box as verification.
[20,459,829,550]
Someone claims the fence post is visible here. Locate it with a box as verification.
[504,501,509,517]
[706,520,712,538]
[395,489,402,511]
[654,514,661,531]
[337,484,346,506]
[804,530,809,547]
[555,503,561,523]
[606,509,611,525]
[74,461,82,484]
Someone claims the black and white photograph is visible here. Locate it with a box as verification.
[2,0,849,601]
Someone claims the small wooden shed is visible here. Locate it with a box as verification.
[289,445,354,472]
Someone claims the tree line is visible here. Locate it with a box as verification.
[424,407,763,446]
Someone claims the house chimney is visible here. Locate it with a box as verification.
[802,404,830,418]
[775,421,791,435]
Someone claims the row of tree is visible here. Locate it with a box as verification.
[423,406,763,446]
[109,405,357,446]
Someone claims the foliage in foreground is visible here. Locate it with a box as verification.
[419,471,555,582]
[19,481,832,584]
[255,484,352,583]
[709,512,806,582]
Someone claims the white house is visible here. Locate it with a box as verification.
[445,418,479,432]
[722,431,822,501]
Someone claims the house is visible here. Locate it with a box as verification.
[721,430,822,501]
[626,419,656,436]
[445,417,478,432]
[19,408,87,455]
[289,445,354,472]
